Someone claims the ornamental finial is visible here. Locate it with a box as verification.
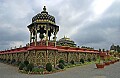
[43,6,46,11]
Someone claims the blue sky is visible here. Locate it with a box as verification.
[0,0,120,50]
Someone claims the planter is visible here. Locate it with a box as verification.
[105,62,110,66]
[117,59,119,62]
[96,63,105,69]
[110,61,115,64]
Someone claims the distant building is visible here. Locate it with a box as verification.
[57,36,76,47]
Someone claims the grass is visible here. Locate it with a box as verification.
[65,60,97,69]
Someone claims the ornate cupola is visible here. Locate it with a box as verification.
[27,6,59,47]
[32,6,55,24]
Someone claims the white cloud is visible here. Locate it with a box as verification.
[92,0,114,15]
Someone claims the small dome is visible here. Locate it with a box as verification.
[57,36,76,47]
[32,6,55,24]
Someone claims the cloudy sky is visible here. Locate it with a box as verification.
[0,0,120,50]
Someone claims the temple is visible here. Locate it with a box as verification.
[57,36,76,47]
[0,6,100,67]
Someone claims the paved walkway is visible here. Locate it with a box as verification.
[0,62,120,78]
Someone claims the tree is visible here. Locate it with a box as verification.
[117,45,120,52]
[99,49,101,52]
[102,49,105,52]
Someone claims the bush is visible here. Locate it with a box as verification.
[26,63,34,72]
[32,68,44,73]
[46,63,52,72]
[3,59,6,62]
[11,59,16,64]
[19,62,25,70]
[17,61,21,66]
[70,60,74,64]
[24,60,29,66]
[58,63,64,69]
[7,59,11,63]
[93,57,96,61]
[80,58,84,63]
[87,58,91,62]
[59,59,65,65]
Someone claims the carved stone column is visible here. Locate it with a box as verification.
[35,27,37,46]
[30,31,32,45]
[54,51,57,67]
[46,29,48,46]
[54,32,57,47]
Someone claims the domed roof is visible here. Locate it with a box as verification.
[32,6,55,24]
[59,36,71,41]
[57,36,76,47]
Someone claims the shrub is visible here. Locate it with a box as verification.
[3,59,6,62]
[87,58,91,62]
[7,59,11,63]
[11,59,16,64]
[93,57,96,61]
[46,63,52,72]
[70,60,74,64]
[23,66,28,71]
[59,59,65,65]
[19,62,25,70]
[24,60,29,66]
[80,58,84,63]
[32,68,44,73]
[26,63,34,72]
[17,61,21,66]
[58,63,64,69]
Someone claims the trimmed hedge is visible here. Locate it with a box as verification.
[24,60,29,66]
[11,59,16,64]
[17,61,21,66]
[46,63,52,72]
[26,63,34,71]
[19,62,25,70]
[59,59,65,65]
[93,57,96,61]
[80,58,84,63]
[87,58,91,62]
[58,63,64,69]
[70,60,74,64]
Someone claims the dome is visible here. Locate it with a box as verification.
[32,6,55,24]
[57,36,76,47]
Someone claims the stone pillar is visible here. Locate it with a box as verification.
[35,50,37,66]
[54,51,57,67]
[45,50,48,66]
[35,27,37,46]
[78,53,80,62]
[54,32,57,47]
[10,54,12,61]
[46,29,48,46]
[67,52,69,63]
[30,31,32,45]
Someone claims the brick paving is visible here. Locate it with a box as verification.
[0,62,120,78]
